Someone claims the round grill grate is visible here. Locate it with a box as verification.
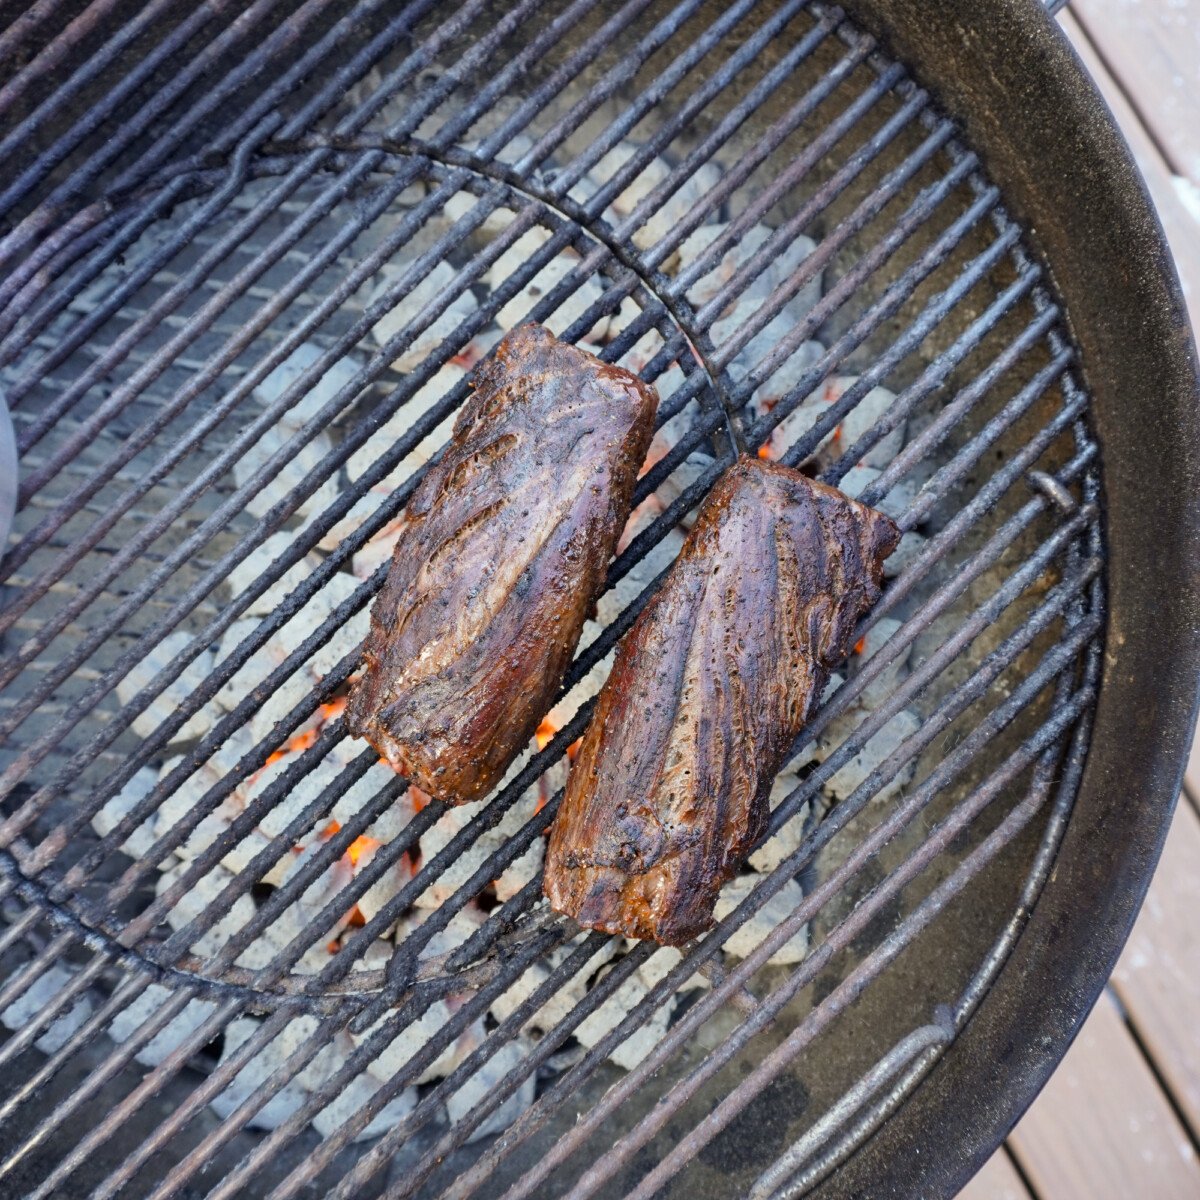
[0,2,1103,1198]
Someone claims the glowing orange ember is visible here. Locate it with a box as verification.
[320,819,341,839]
[346,835,380,868]
[535,716,559,752]
[814,382,844,444]
[262,727,316,768]
[261,696,348,771]
[757,445,772,461]
[638,433,671,480]
[853,636,866,655]
[409,785,431,812]
[346,905,367,927]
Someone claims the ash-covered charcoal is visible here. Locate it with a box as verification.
[837,465,920,524]
[746,770,815,873]
[222,531,323,616]
[330,757,413,834]
[487,938,621,1038]
[632,944,711,992]
[368,259,480,373]
[414,793,535,909]
[494,836,545,903]
[573,966,678,1071]
[568,145,670,219]
[713,874,810,964]
[545,456,899,945]
[344,362,467,499]
[579,145,723,264]
[252,341,363,432]
[411,906,487,962]
[255,897,344,976]
[653,450,717,523]
[248,751,341,842]
[748,341,829,463]
[210,1017,311,1132]
[157,862,267,967]
[593,505,686,631]
[312,1072,418,1142]
[0,965,93,1054]
[599,293,645,342]
[212,574,369,730]
[883,530,927,579]
[346,324,658,805]
[823,377,907,469]
[677,223,821,318]
[443,192,520,241]
[446,1037,539,1142]
[106,984,218,1069]
[817,706,922,805]
[629,163,723,260]
[114,630,218,745]
[348,839,413,933]
[152,766,244,871]
[231,422,342,533]
[275,841,356,944]
[680,224,822,387]
[353,997,485,1087]
[154,728,259,867]
[90,767,160,859]
[485,235,609,341]
[849,617,913,709]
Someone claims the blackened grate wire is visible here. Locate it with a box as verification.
[0,2,1102,1198]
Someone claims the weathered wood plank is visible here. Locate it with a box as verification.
[1059,11,1200,328]
[1070,0,1200,185]
[958,1149,1034,1200]
[1110,798,1200,1141]
[1007,990,1200,1200]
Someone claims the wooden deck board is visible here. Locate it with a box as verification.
[1007,991,1200,1200]
[1110,799,1200,1142]
[1058,11,1200,325]
[1070,0,1200,185]
[959,1150,1034,1200]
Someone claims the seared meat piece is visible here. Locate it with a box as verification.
[544,456,899,944]
[346,324,658,805]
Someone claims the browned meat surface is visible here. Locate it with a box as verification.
[346,324,658,805]
[544,456,899,944]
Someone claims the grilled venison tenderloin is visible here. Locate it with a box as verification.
[347,324,658,805]
[545,456,899,945]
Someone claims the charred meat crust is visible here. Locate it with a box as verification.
[346,324,659,805]
[544,456,900,945]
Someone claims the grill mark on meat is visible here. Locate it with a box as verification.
[421,498,506,579]
[346,324,658,805]
[443,432,520,495]
[544,456,899,944]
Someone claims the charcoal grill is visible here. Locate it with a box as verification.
[0,0,1197,1197]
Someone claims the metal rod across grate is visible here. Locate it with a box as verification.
[0,2,1103,1198]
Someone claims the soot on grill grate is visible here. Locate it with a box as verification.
[0,2,1101,1198]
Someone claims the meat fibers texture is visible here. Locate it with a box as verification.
[544,456,900,944]
[346,324,659,805]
